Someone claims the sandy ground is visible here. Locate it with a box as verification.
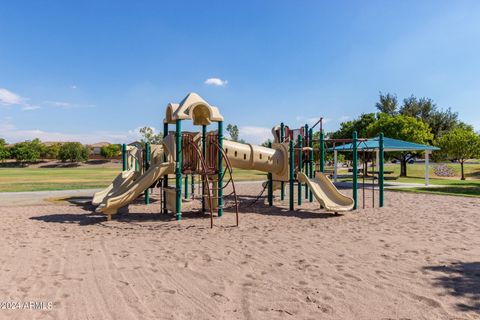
[0,183,479,320]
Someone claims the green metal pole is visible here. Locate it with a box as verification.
[280,122,285,201]
[201,125,207,212]
[289,140,294,211]
[320,130,325,173]
[175,120,182,220]
[122,143,127,171]
[144,142,150,205]
[267,141,273,206]
[163,122,168,214]
[379,133,385,207]
[309,128,313,202]
[297,134,302,206]
[352,131,358,210]
[217,121,224,217]
[184,175,189,199]
[304,124,309,199]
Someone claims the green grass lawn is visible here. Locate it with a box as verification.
[1,162,479,196]
[0,167,268,192]
[333,162,480,197]
[0,167,120,192]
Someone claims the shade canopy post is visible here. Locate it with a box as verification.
[425,150,430,187]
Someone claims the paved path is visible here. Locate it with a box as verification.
[0,189,101,207]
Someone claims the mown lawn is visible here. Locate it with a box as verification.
[0,167,120,192]
[333,162,480,197]
[0,167,267,192]
[1,162,478,195]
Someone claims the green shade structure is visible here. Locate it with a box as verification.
[328,136,440,187]
[329,136,440,152]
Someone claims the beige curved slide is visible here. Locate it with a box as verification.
[297,172,354,212]
[92,168,137,206]
[96,161,175,218]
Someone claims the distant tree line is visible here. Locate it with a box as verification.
[0,139,122,164]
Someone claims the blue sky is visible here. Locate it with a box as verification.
[1,1,479,144]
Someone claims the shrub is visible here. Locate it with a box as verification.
[45,143,61,159]
[0,138,10,161]
[12,138,43,162]
[100,144,121,159]
[58,142,90,162]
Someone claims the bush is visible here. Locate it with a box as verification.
[100,144,121,159]
[58,142,90,162]
[0,138,10,161]
[12,138,43,162]
[44,143,61,159]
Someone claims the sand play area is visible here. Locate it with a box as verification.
[0,183,479,319]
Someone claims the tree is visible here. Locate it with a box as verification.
[375,92,398,116]
[437,127,480,180]
[0,138,10,161]
[100,144,121,159]
[45,143,61,159]
[261,139,272,147]
[12,138,43,163]
[330,113,376,139]
[139,127,163,145]
[226,124,240,142]
[399,95,459,139]
[58,142,89,162]
[367,114,434,177]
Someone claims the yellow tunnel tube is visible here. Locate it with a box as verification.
[223,140,288,176]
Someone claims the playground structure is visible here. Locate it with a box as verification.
[92,93,385,227]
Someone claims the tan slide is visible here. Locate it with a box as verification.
[297,172,354,212]
[92,168,137,206]
[96,161,175,217]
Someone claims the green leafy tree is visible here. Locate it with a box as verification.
[399,95,459,139]
[0,138,10,161]
[139,127,163,145]
[226,124,240,142]
[12,138,43,163]
[375,92,398,116]
[330,113,376,140]
[100,144,121,159]
[45,143,61,159]
[261,139,272,147]
[437,127,480,180]
[367,114,433,177]
[58,142,90,162]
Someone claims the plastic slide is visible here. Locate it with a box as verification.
[92,168,137,206]
[96,161,175,217]
[297,172,354,212]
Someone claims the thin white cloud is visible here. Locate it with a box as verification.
[0,87,41,111]
[70,85,77,89]
[295,116,324,126]
[0,88,24,105]
[204,78,228,87]
[22,105,41,111]
[339,115,350,122]
[42,100,95,109]
[0,118,143,144]
[44,100,71,108]
[239,126,271,145]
